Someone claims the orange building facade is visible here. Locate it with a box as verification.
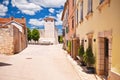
[62,0,120,80]
[62,0,80,58]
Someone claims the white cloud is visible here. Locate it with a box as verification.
[0,4,8,16]
[56,9,63,13]
[55,11,63,25]
[11,0,42,15]
[29,19,45,26]
[49,8,54,13]
[29,10,63,28]
[45,15,56,19]
[11,0,66,15]
[3,0,9,6]
[45,11,63,25]
[17,11,20,14]
[29,0,66,7]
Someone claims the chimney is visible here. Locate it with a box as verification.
[22,16,24,19]
[10,16,14,20]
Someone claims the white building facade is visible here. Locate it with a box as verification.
[39,17,58,44]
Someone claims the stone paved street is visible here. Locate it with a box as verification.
[0,44,81,80]
[0,44,102,80]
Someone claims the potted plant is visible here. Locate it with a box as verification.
[83,46,95,73]
[67,41,71,54]
[78,45,86,66]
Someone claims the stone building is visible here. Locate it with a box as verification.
[0,17,27,55]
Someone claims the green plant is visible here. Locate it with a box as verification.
[27,28,32,41]
[78,45,84,57]
[59,36,63,43]
[31,29,40,42]
[67,41,71,53]
[83,46,95,67]
[78,45,86,66]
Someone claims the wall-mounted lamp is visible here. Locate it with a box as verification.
[94,39,96,42]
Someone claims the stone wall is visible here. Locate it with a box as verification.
[0,25,14,55]
[13,25,20,53]
[0,17,27,55]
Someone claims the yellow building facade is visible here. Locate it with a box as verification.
[75,0,120,80]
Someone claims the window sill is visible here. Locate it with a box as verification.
[97,0,110,12]
[85,12,93,20]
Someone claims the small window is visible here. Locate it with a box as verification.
[86,0,93,19]
[100,0,104,4]
[66,27,69,33]
[73,0,74,7]
[80,1,83,23]
[97,0,110,12]
[72,17,74,28]
[68,8,69,16]
[76,9,78,25]
[87,0,93,14]
[62,29,65,37]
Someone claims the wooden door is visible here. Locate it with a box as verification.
[104,38,109,77]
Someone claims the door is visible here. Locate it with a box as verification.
[98,37,109,76]
[104,38,109,77]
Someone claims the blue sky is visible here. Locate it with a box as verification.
[0,0,66,35]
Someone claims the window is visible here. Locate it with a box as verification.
[86,0,93,19]
[62,29,65,37]
[87,0,93,14]
[66,27,69,33]
[73,0,74,7]
[68,8,69,17]
[100,0,104,4]
[97,0,110,12]
[72,17,74,28]
[80,1,83,22]
[76,9,78,25]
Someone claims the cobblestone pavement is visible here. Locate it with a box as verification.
[0,44,102,80]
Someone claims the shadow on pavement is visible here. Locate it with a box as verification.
[0,62,12,67]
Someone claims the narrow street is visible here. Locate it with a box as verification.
[0,44,81,80]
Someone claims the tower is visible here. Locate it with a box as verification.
[44,17,58,44]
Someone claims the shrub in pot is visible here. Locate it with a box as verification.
[78,45,86,66]
[83,46,95,73]
[67,41,71,53]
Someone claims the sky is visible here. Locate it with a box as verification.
[0,0,66,35]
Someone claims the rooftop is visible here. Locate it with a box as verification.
[44,17,55,21]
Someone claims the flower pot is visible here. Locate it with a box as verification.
[86,67,95,74]
[80,61,86,66]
